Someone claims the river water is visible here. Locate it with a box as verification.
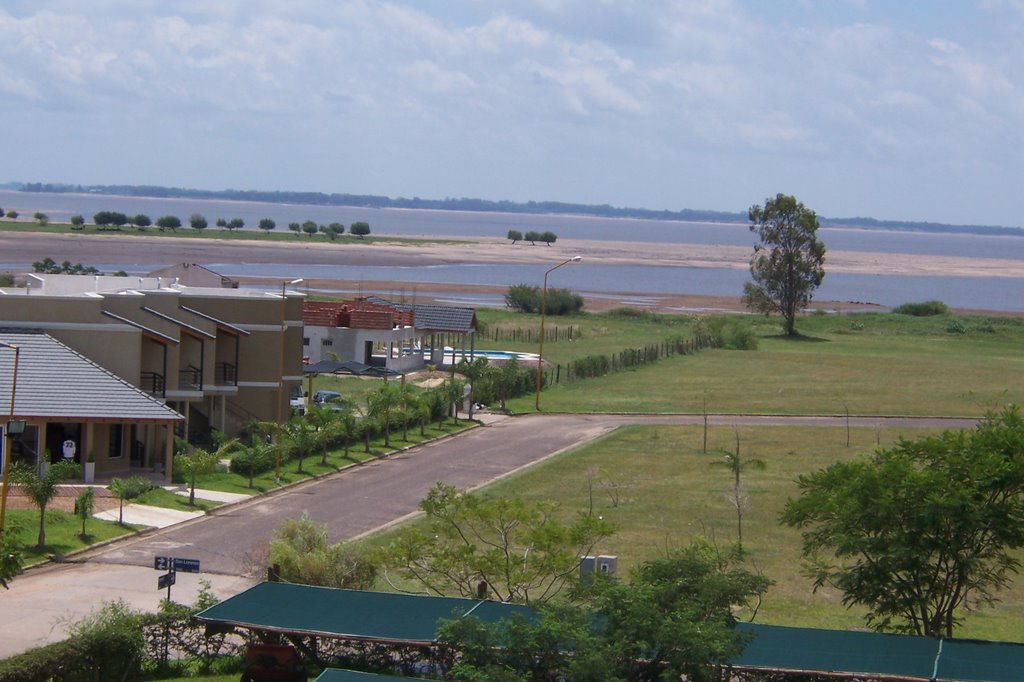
[3,189,1023,311]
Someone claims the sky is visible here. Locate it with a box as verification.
[1,1,1022,227]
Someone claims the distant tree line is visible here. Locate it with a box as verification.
[14,182,1022,236]
[506,229,557,245]
[55,211,372,238]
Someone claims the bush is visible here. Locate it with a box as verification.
[230,446,275,475]
[0,600,146,681]
[946,320,967,334]
[693,316,758,350]
[505,284,541,313]
[892,300,949,316]
[270,515,377,589]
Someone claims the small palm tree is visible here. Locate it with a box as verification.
[175,440,235,506]
[711,429,766,549]
[74,487,94,539]
[456,357,489,420]
[306,404,342,466]
[108,475,152,526]
[12,460,80,548]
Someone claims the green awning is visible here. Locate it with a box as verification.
[196,582,533,645]
[314,670,422,682]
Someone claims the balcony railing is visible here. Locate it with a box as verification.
[141,371,165,398]
[215,362,237,386]
[179,365,202,391]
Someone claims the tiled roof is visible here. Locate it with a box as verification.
[0,330,183,422]
[409,304,477,333]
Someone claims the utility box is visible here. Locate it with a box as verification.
[580,555,618,583]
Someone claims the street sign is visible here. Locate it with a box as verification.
[157,571,176,590]
[154,556,201,573]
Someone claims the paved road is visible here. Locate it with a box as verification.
[0,412,977,657]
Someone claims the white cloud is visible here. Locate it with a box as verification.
[0,1,1020,225]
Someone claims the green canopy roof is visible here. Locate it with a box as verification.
[196,582,533,645]
[199,583,1024,681]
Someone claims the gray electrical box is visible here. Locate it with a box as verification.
[580,555,618,582]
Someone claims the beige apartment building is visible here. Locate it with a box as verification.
[0,273,305,480]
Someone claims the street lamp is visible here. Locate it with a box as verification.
[275,278,303,485]
[535,256,581,411]
[0,342,21,537]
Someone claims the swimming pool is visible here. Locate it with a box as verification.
[441,348,539,362]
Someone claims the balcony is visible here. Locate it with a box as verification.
[141,372,166,398]
[179,365,202,391]
[215,362,237,386]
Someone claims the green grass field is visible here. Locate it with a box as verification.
[364,421,1024,642]
[489,310,1024,416]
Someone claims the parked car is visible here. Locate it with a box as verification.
[312,390,344,408]
[289,389,307,415]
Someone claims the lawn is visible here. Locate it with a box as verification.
[363,421,1024,643]
[5,509,138,565]
[490,310,1024,416]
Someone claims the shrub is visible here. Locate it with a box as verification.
[230,446,275,475]
[505,284,541,313]
[693,316,758,350]
[946,320,967,334]
[270,515,377,589]
[892,300,949,316]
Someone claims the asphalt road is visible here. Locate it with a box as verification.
[0,412,977,658]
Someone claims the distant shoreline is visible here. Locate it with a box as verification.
[1,230,1020,316]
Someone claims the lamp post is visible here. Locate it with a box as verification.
[275,278,303,485]
[0,342,21,537]
[535,256,581,411]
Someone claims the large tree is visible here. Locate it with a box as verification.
[781,406,1024,637]
[743,193,826,336]
[438,540,770,682]
[379,482,614,604]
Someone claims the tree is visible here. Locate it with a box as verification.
[507,229,523,244]
[711,429,765,550]
[258,217,276,232]
[524,230,540,245]
[108,475,152,525]
[781,406,1024,638]
[75,487,95,538]
[743,193,826,336]
[350,221,371,238]
[109,211,129,228]
[12,460,81,548]
[457,356,489,420]
[155,215,181,231]
[189,213,208,230]
[215,217,227,228]
[438,540,770,682]
[379,482,614,604]
[269,514,377,589]
[69,214,85,229]
[540,230,557,246]
[287,221,301,236]
[131,213,151,229]
[369,383,402,448]
[321,222,344,240]
[301,219,319,237]
[93,210,113,227]
[504,284,541,313]
[174,442,231,506]
[227,217,245,230]
[33,211,48,226]
[5,211,17,220]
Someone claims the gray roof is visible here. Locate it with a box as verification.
[0,330,183,422]
[362,297,477,333]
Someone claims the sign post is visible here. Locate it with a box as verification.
[154,556,200,601]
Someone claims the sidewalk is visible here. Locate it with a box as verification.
[92,487,252,529]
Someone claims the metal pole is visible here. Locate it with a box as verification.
[534,257,580,411]
[0,343,20,537]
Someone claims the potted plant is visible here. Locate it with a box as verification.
[83,451,96,483]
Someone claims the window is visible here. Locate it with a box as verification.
[321,338,333,347]
[302,337,310,346]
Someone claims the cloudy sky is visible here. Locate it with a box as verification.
[2,1,1021,226]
